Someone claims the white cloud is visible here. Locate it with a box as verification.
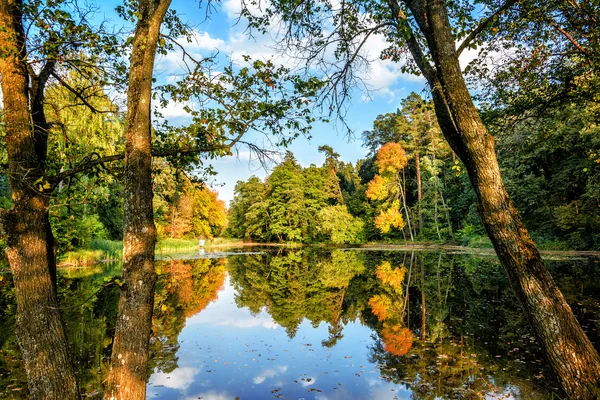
[300,376,317,387]
[189,30,228,51]
[184,390,235,400]
[253,365,289,384]
[221,0,271,21]
[253,368,277,384]
[148,367,198,391]
[159,100,193,119]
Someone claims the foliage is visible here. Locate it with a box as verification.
[228,249,365,337]
[375,143,408,174]
[366,145,407,237]
[373,203,404,234]
[317,205,365,244]
[153,166,227,240]
[228,151,364,243]
[492,103,600,250]
[380,324,413,357]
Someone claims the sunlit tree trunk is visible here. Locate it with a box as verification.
[399,0,600,396]
[0,1,79,398]
[397,175,414,241]
[415,147,423,234]
[104,1,171,399]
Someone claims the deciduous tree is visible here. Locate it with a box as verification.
[244,0,600,395]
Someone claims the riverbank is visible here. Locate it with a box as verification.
[57,238,246,266]
[50,237,600,267]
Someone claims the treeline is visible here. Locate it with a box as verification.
[229,93,600,250]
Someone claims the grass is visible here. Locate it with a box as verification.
[56,237,243,266]
[155,238,199,254]
[208,237,245,246]
[89,239,123,258]
[58,239,122,266]
[59,249,107,266]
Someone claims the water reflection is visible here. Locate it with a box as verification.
[0,249,599,398]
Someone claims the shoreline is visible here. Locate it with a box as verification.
[45,240,600,269]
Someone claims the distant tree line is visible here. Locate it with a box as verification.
[228,93,600,250]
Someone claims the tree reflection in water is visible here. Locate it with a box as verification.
[150,258,226,374]
[0,258,225,398]
[0,250,598,399]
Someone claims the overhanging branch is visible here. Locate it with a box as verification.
[456,0,519,56]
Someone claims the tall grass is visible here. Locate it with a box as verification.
[59,239,122,266]
[89,239,123,258]
[155,238,199,254]
[57,237,246,266]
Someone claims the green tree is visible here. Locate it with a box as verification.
[227,177,270,241]
[266,152,307,241]
[242,0,600,394]
[316,205,364,244]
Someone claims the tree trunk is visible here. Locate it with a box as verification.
[402,0,600,397]
[397,176,414,241]
[415,148,423,233]
[0,1,79,398]
[104,1,171,399]
[420,257,426,341]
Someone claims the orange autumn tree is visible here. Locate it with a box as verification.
[150,258,226,373]
[154,170,227,239]
[366,143,414,240]
[368,261,414,356]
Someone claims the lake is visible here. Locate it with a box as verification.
[0,248,599,399]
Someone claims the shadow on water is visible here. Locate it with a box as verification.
[0,248,598,398]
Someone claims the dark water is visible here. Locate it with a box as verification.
[0,249,599,399]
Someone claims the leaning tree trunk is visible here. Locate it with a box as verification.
[104,1,171,399]
[402,0,600,397]
[0,1,79,398]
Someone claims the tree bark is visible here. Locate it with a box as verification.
[420,257,426,341]
[415,148,423,233]
[0,1,79,398]
[401,0,600,397]
[104,1,171,399]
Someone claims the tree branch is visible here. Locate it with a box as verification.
[387,0,436,83]
[51,71,111,114]
[456,0,519,56]
[548,20,589,56]
[51,140,244,185]
[51,153,125,185]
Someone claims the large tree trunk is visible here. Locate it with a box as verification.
[104,1,171,399]
[0,1,79,398]
[402,0,600,397]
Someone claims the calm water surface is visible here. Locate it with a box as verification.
[0,248,599,399]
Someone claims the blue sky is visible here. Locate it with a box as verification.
[104,0,431,204]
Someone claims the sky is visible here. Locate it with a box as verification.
[103,0,431,204]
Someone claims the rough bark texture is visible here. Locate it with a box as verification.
[400,0,600,397]
[0,1,79,398]
[104,1,171,399]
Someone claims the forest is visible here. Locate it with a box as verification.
[0,0,599,399]
[228,93,600,249]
